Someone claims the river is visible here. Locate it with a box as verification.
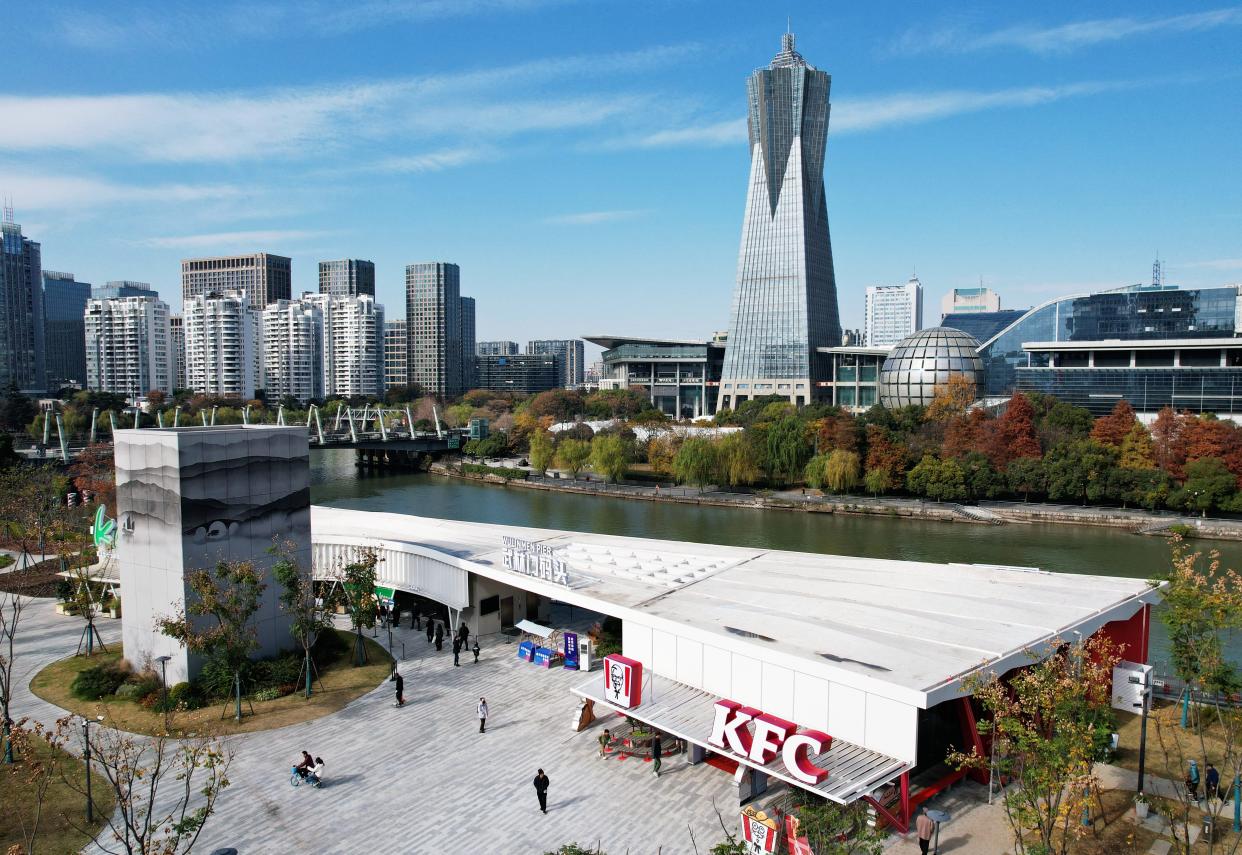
[309,450,1242,670]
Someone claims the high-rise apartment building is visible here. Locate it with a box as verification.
[864,278,923,347]
[183,292,262,400]
[0,216,45,391]
[84,295,173,397]
[318,294,385,399]
[262,299,324,404]
[94,281,155,300]
[42,271,91,388]
[169,315,186,390]
[941,286,1001,320]
[460,296,476,390]
[405,262,463,398]
[477,341,519,356]
[181,253,291,309]
[384,319,408,391]
[528,339,585,388]
[719,33,840,410]
[318,259,376,298]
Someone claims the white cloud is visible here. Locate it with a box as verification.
[543,209,646,225]
[612,80,1130,149]
[53,0,582,49]
[892,8,1242,55]
[0,45,692,163]
[0,173,243,210]
[833,80,1132,133]
[1178,258,1242,271]
[133,229,334,249]
[368,146,493,173]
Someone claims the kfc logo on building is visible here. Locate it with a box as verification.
[708,699,832,786]
[603,654,643,709]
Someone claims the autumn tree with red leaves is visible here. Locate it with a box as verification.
[1089,400,1137,447]
[989,393,1042,469]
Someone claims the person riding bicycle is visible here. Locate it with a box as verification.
[308,757,325,787]
[294,750,313,779]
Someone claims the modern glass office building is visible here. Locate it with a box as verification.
[719,33,840,410]
[476,354,560,395]
[0,218,44,391]
[587,335,725,419]
[318,259,375,298]
[977,284,1242,399]
[42,270,91,388]
[941,310,1026,346]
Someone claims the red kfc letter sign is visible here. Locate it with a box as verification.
[708,699,833,786]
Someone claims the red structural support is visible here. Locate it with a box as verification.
[957,697,990,785]
[1097,603,1151,664]
[863,771,911,834]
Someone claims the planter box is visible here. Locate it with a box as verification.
[54,602,78,616]
[108,606,122,619]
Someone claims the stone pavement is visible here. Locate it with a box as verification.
[10,599,747,855]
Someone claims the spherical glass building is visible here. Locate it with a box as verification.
[879,327,985,408]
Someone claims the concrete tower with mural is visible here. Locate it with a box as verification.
[113,425,311,684]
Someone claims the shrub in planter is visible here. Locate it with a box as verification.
[114,682,146,700]
[56,579,73,602]
[124,672,162,702]
[252,686,284,702]
[169,681,204,711]
[71,663,127,700]
[311,629,349,662]
[252,654,301,690]
[198,656,252,700]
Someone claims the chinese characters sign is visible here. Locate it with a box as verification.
[501,536,569,587]
[603,654,643,709]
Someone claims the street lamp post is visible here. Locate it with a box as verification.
[155,655,171,731]
[81,715,103,824]
[1136,674,1153,796]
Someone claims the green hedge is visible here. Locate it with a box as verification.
[462,463,527,480]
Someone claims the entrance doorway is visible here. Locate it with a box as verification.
[500,596,514,628]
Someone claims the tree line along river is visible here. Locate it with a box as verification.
[309,450,1242,672]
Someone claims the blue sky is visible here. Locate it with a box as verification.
[2,1,1240,357]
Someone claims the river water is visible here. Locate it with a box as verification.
[309,450,1242,670]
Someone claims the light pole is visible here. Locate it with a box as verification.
[1136,673,1152,797]
[81,714,103,824]
[155,655,171,731]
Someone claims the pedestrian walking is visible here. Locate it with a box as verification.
[1207,762,1221,802]
[425,618,434,644]
[1187,759,1201,801]
[411,605,420,630]
[472,639,480,663]
[391,667,404,706]
[533,769,550,813]
[598,728,612,758]
[434,623,444,651]
[477,697,488,733]
[651,733,662,777]
[915,807,934,855]
[452,636,461,666]
[458,622,470,650]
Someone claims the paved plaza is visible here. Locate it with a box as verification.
[10,601,752,854]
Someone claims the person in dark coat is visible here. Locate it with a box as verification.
[458,622,470,650]
[533,769,550,813]
[426,618,434,643]
[651,733,663,777]
[472,639,480,663]
[392,668,404,706]
[411,605,420,630]
[434,622,444,651]
[1207,763,1221,802]
[452,636,462,666]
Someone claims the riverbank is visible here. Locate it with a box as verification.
[429,461,1242,541]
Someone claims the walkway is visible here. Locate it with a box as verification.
[9,599,744,855]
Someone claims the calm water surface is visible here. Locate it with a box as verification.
[309,450,1242,668]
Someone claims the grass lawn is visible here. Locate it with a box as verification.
[1114,702,1241,785]
[0,737,117,855]
[30,630,394,737]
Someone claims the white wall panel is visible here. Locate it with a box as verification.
[623,622,653,668]
[864,695,918,763]
[312,538,469,608]
[827,682,867,746]
[792,673,830,732]
[761,662,795,721]
[732,654,762,708]
[676,638,703,688]
[702,645,732,698]
[651,629,676,679]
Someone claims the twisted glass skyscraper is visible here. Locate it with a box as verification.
[720,33,841,409]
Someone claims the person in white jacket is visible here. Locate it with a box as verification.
[477,697,489,733]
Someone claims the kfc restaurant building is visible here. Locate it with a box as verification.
[311,507,1162,832]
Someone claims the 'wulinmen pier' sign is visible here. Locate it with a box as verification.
[501,536,569,587]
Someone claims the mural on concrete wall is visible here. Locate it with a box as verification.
[114,426,311,683]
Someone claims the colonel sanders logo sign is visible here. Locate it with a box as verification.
[603,654,642,709]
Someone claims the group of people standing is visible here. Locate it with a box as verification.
[1186,759,1225,803]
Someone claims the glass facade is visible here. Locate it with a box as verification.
[1017,366,1242,417]
[318,259,376,298]
[476,354,560,394]
[405,262,464,398]
[0,220,44,391]
[818,348,884,411]
[43,271,91,388]
[941,310,1026,346]
[977,285,1242,397]
[878,327,984,408]
[591,337,725,418]
[720,33,840,409]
